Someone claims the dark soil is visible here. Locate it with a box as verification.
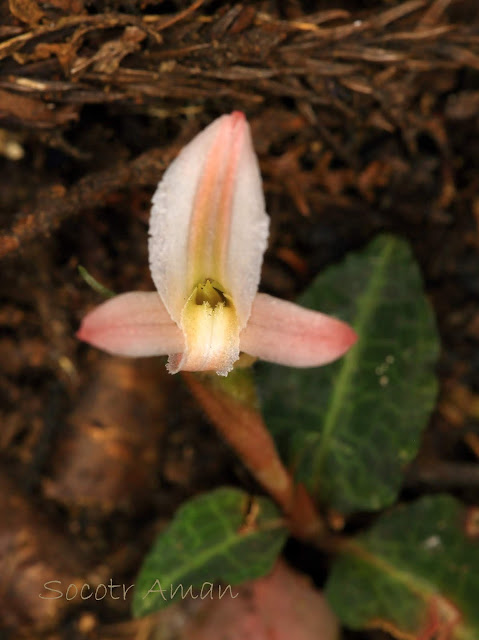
[1,0,478,638]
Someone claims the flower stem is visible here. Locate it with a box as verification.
[183,369,326,541]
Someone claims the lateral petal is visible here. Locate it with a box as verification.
[240,294,357,367]
[76,292,183,358]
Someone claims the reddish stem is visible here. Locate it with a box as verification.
[183,371,326,540]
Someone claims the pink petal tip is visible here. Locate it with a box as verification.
[241,293,357,368]
[77,291,183,358]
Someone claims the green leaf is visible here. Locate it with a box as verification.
[325,495,479,640]
[132,487,287,617]
[257,235,440,513]
[78,265,115,298]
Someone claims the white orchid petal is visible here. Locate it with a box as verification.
[149,118,225,323]
[220,114,269,327]
[148,112,269,374]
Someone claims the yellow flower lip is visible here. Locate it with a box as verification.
[169,280,239,375]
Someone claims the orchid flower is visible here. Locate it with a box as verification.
[77,112,357,375]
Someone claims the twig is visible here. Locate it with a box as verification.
[0,146,178,260]
[405,461,479,489]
